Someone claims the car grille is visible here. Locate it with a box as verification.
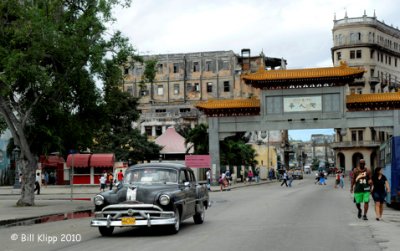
[97,204,172,220]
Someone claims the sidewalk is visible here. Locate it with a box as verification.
[0,179,274,228]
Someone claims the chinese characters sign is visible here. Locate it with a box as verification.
[283,96,322,112]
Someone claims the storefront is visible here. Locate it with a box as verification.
[66,153,115,185]
[39,155,66,185]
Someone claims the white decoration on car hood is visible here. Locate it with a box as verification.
[127,186,137,201]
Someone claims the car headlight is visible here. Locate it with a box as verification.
[94,195,104,206]
[159,194,170,206]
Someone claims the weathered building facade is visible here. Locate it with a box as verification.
[331,12,400,170]
[122,50,286,139]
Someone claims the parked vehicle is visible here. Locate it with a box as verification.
[91,163,210,236]
[380,137,400,209]
[292,170,303,179]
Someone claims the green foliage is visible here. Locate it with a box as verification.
[183,124,209,154]
[0,0,141,156]
[220,135,258,167]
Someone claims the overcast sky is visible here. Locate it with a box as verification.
[110,0,400,140]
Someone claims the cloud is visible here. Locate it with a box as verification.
[112,0,400,68]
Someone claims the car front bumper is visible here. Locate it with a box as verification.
[90,203,176,228]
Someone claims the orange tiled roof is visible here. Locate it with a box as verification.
[242,62,365,81]
[346,92,400,103]
[196,98,260,110]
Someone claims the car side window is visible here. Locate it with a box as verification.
[188,170,195,182]
[179,170,187,184]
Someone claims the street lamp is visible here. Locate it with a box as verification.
[13,147,21,189]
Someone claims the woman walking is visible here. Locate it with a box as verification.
[371,167,390,221]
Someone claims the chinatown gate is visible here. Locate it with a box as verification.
[196,62,400,187]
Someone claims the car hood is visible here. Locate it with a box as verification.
[122,184,178,204]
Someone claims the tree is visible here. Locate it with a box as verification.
[220,137,258,167]
[141,58,158,100]
[0,0,135,206]
[183,124,209,154]
[92,82,161,163]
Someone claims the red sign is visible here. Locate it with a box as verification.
[185,155,211,168]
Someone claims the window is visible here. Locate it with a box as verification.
[126,86,133,94]
[358,130,363,142]
[336,52,342,61]
[395,58,398,67]
[157,64,163,73]
[389,57,392,65]
[207,82,213,93]
[124,68,129,75]
[370,49,374,59]
[356,88,362,94]
[221,60,229,70]
[140,88,148,96]
[145,126,152,136]
[173,63,179,73]
[193,62,200,72]
[356,50,362,59]
[223,81,230,92]
[371,128,376,141]
[194,83,200,92]
[173,84,180,95]
[205,61,212,71]
[180,108,190,113]
[157,85,164,95]
[351,131,357,142]
[155,109,166,113]
[186,83,192,92]
[156,126,162,136]
[350,50,355,59]
[179,170,188,184]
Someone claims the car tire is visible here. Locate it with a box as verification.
[193,203,205,224]
[98,226,114,236]
[166,207,180,234]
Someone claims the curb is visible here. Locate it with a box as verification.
[0,208,93,228]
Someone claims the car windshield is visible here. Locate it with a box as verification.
[124,168,178,185]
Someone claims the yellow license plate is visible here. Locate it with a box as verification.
[121,217,136,225]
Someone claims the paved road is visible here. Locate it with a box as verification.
[1,176,399,251]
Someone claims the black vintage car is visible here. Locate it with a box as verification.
[90,163,210,236]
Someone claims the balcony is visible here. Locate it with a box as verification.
[331,140,381,149]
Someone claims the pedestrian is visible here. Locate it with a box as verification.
[255,167,260,183]
[206,168,212,191]
[108,172,114,190]
[99,175,106,192]
[350,159,372,220]
[219,172,228,192]
[371,167,390,221]
[335,171,340,188]
[288,169,294,187]
[225,169,232,186]
[117,169,124,182]
[248,169,254,183]
[44,171,49,188]
[339,171,345,189]
[280,170,288,187]
[34,173,41,195]
[314,172,320,184]
[319,171,326,185]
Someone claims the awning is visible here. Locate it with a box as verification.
[40,155,65,167]
[66,154,91,168]
[90,154,115,168]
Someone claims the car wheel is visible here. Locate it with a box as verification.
[166,207,180,234]
[98,226,114,236]
[193,203,205,224]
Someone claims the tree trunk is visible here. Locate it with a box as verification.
[16,159,37,206]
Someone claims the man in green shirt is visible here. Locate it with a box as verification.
[350,159,372,220]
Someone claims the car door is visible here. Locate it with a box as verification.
[185,169,197,217]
